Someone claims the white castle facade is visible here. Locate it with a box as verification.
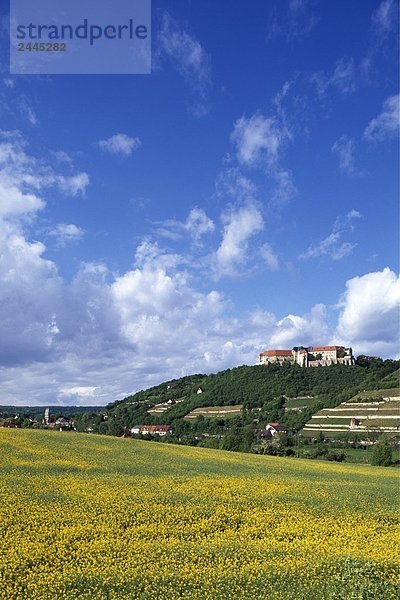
[258,345,355,368]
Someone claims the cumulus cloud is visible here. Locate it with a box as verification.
[0,183,44,217]
[0,131,397,406]
[269,304,330,349]
[158,13,212,117]
[48,223,84,246]
[336,268,400,357]
[0,221,63,367]
[213,203,264,277]
[0,245,398,405]
[364,94,399,142]
[0,132,92,368]
[98,133,141,156]
[300,210,361,261]
[0,130,89,201]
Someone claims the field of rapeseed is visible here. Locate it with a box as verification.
[0,429,398,599]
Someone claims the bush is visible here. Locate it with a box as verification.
[371,436,393,467]
[325,450,346,462]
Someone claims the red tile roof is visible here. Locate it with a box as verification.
[141,425,170,433]
[260,349,292,357]
[267,423,289,431]
[313,346,344,352]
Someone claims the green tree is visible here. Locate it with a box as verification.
[371,436,393,467]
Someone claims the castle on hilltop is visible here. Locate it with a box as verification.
[258,345,355,368]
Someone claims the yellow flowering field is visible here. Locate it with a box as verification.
[0,429,398,599]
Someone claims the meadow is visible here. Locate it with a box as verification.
[0,429,398,599]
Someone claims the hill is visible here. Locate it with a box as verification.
[0,429,398,599]
[103,360,399,448]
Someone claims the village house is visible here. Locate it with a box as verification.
[257,423,292,439]
[2,418,18,428]
[55,417,72,431]
[258,423,292,439]
[131,425,171,437]
[258,345,355,367]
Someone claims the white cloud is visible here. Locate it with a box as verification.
[364,94,399,142]
[336,268,400,356]
[0,244,398,405]
[154,207,215,245]
[231,114,287,168]
[267,0,319,40]
[230,114,296,206]
[214,202,264,277]
[269,304,330,349]
[98,133,141,156]
[0,131,397,407]
[158,13,212,117]
[372,0,398,35]
[0,184,44,217]
[331,135,357,174]
[133,239,185,273]
[56,172,90,196]
[260,243,279,271]
[0,222,63,367]
[48,223,84,246]
[310,57,357,98]
[215,168,257,202]
[59,386,97,397]
[271,169,297,205]
[300,210,361,261]
[330,57,356,94]
[185,207,215,241]
[0,130,89,200]
[51,150,74,165]
[18,97,38,126]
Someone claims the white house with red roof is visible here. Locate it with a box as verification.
[132,425,171,437]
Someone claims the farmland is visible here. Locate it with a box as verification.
[184,405,243,420]
[0,429,399,599]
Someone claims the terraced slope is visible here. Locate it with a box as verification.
[303,389,400,436]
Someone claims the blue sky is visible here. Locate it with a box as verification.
[0,0,399,406]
